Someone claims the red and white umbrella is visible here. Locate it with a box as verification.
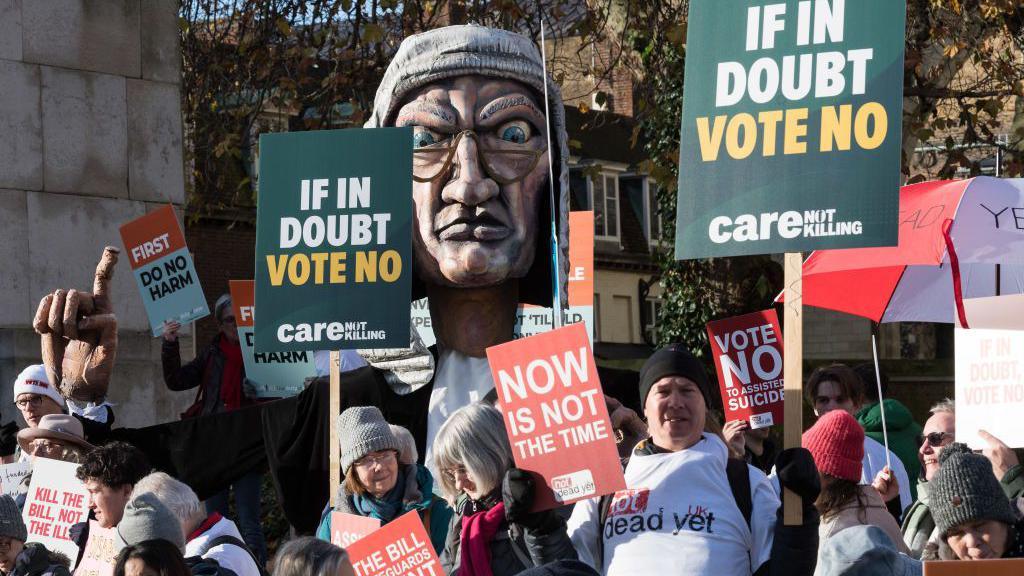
[787,177,1024,326]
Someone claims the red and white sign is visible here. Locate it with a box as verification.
[486,323,625,511]
[73,520,124,576]
[330,512,380,549]
[23,458,90,567]
[119,204,188,270]
[706,310,785,429]
[955,327,1024,449]
[345,511,441,576]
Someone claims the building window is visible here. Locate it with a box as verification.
[647,180,661,244]
[594,173,619,239]
[569,168,591,210]
[644,298,662,344]
[594,293,601,342]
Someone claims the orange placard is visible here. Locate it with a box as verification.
[118,205,188,269]
[486,323,625,511]
[229,280,255,328]
[344,511,442,576]
[330,512,380,549]
[924,559,1024,576]
[566,211,594,307]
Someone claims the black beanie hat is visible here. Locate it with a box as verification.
[638,344,712,407]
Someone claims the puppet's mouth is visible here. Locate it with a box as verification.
[436,213,509,241]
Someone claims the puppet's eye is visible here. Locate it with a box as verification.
[412,127,442,148]
[497,121,530,144]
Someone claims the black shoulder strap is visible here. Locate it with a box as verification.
[726,458,753,530]
[203,535,264,575]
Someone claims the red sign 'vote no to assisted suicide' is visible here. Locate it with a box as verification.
[706,310,785,429]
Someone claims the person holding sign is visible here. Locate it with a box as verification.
[567,345,819,576]
[315,407,451,554]
[921,443,1024,561]
[433,404,577,575]
[900,400,1024,559]
[806,364,912,517]
[0,494,71,576]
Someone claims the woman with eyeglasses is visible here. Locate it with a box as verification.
[434,404,576,576]
[315,407,451,553]
[900,399,1023,558]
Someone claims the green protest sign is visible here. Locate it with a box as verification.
[675,0,905,259]
[254,127,413,352]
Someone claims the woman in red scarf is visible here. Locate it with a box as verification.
[433,404,577,576]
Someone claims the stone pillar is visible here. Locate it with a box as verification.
[0,0,196,427]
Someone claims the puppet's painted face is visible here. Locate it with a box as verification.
[395,76,549,288]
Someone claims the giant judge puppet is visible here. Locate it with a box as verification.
[350,23,572,459]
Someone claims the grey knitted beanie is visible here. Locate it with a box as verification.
[339,406,400,474]
[117,492,186,552]
[0,495,26,542]
[930,443,1017,537]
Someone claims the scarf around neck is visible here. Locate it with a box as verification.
[459,501,506,576]
[218,337,244,410]
[352,466,408,522]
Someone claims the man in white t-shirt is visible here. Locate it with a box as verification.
[805,364,912,514]
[568,345,786,576]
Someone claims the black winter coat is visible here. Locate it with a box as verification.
[440,494,577,576]
[3,543,70,576]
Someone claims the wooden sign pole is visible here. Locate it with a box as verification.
[783,253,804,526]
[329,350,341,507]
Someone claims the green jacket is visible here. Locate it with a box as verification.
[856,399,922,499]
[901,464,1024,559]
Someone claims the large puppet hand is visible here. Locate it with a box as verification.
[32,246,120,402]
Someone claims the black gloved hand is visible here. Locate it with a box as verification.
[0,422,19,457]
[502,467,558,531]
[775,447,821,502]
[68,521,88,547]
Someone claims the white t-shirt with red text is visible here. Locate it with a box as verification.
[567,434,779,576]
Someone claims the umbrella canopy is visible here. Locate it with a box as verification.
[780,177,1024,324]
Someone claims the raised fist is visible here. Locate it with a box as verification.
[33,246,120,402]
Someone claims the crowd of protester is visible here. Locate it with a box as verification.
[2,326,1022,576]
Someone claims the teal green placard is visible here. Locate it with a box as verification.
[676,0,905,259]
[237,326,315,397]
[133,248,210,336]
[254,127,413,352]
